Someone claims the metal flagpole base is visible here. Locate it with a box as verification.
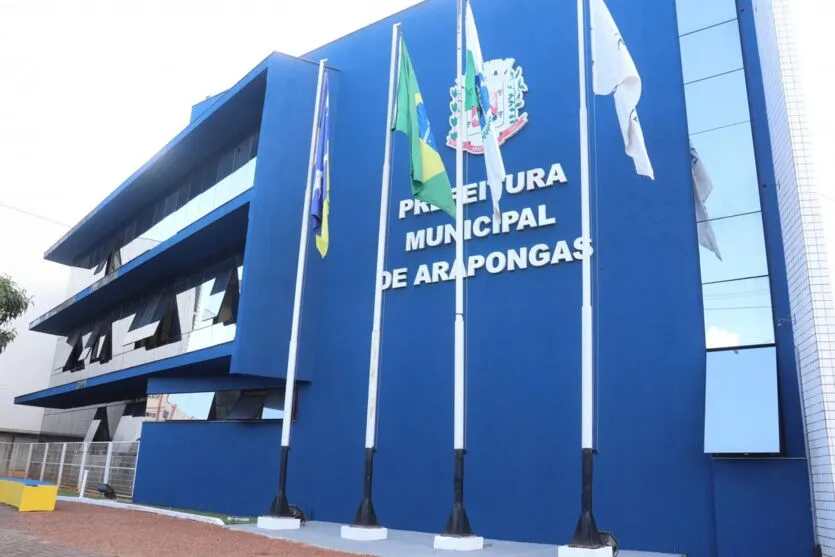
[571,509,603,547]
[343,449,387,540]
[434,449,482,550]
[269,446,294,517]
[569,448,614,551]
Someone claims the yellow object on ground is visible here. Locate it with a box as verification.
[0,477,58,511]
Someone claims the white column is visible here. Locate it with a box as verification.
[103,442,114,484]
[39,444,49,482]
[78,443,88,490]
[24,444,33,479]
[56,443,68,487]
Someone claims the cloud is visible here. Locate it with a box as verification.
[706,326,740,348]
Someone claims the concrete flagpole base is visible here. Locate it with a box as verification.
[257,516,301,530]
[340,525,388,541]
[557,546,613,556]
[433,534,485,551]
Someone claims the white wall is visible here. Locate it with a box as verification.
[0,208,70,435]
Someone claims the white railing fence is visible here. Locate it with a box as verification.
[0,441,139,500]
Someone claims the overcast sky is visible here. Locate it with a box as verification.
[0,0,831,424]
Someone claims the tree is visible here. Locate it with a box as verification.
[0,275,32,354]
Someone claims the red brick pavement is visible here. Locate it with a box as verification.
[0,501,370,557]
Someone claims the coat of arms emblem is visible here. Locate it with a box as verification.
[446,58,529,154]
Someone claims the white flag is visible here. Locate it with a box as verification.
[465,0,506,223]
[690,143,722,260]
[590,0,654,179]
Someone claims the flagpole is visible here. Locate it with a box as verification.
[265,58,327,526]
[343,23,400,540]
[570,0,603,548]
[435,0,479,549]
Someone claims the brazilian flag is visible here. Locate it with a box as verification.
[393,39,455,219]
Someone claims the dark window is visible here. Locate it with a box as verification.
[105,248,122,276]
[226,391,267,420]
[215,271,240,325]
[137,297,181,350]
[63,333,85,372]
[210,390,240,421]
[86,322,113,364]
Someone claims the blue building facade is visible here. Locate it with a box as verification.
[17,0,819,555]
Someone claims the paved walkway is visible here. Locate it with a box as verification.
[0,501,365,557]
[233,521,679,557]
[0,506,103,557]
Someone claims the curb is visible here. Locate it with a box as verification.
[57,496,225,526]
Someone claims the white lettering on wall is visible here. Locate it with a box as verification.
[381,161,586,291]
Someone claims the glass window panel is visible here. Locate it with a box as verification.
[202,268,233,321]
[680,21,743,84]
[212,390,240,420]
[165,392,214,420]
[704,346,781,454]
[261,389,286,420]
[123,294,166,345]
[691,122,760,220]
[111,314,135,356]
[700,213,769,284]
[227,392,266,420]
[676,0,737,36]
[52,336,72,371]
[685,70,750,134]
[702,277,775,348]
[217,151,235,182]
[175,285,199,335]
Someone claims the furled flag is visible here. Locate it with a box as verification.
[590,0,654,179]
[465,0,506,224]
[393,39,456,218]
[311,72,331,257]
[690,143,722,261]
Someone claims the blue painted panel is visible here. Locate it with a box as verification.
[284,0,719,554]
[232,55,332,381]
[712,459,814,556]
[15,345,232,409]
[45,60,269,267]
[146,374,286,395]
[133,421,281,516]
[190,92,227,123]
[31,191,251,335]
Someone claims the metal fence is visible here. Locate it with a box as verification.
[0,441,139,500]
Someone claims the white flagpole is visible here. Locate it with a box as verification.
[454,0,466,460]
[569,0,605,548]
[345,23,400,536]
[269,58,327,521]
[436,0,478,547]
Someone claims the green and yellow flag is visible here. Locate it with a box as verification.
[393,39,455,218]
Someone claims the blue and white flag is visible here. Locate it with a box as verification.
[311,72,331,258]
[591,0,654,179]
[465,0,506,223]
